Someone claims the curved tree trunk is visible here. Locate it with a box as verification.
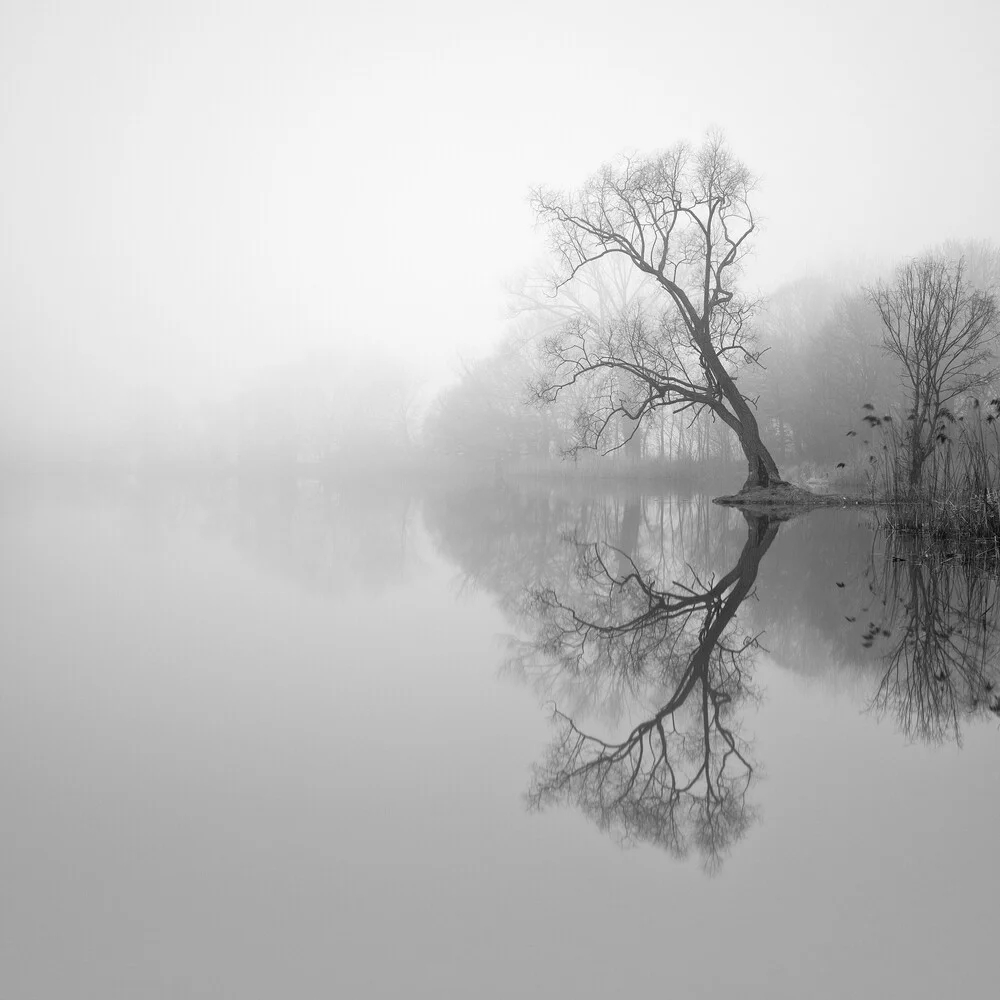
[737,420,784,491]
[701,333,785,491]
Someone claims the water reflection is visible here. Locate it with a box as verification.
[217,474,419,594]
[427,485,1000,865]
[862,538,1000,743]
[515,513,780,870]
[7,473,1000,995]
[113,471,421,595]
[424,486,743,616]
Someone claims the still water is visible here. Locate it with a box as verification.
[2,474,998,998]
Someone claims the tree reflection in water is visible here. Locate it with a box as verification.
[512,512,780,872]
[865,537,1000,744]
[424,485,1000,867]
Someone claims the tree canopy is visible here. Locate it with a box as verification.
[531,133,784,491]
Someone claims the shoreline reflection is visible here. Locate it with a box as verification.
[515,512,779,871]
[426,484,1000,867]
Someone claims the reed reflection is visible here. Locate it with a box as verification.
[510,511,780,871]
[862,537,1000,743]
[427,485,1000,864]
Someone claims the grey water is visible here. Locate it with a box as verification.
[2,473,998,999]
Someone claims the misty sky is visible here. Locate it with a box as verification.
[2,0,998,447]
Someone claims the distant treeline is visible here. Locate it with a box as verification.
[10,242,998,491]
[422,240,1000,482]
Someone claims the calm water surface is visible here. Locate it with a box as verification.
[2,474,998,998]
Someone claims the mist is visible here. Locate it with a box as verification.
[3,0,999,463]
[5,4,1000,998]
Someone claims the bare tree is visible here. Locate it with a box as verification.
[868,256,1000,487]
[531,133,786,493]
[507,257,661,463]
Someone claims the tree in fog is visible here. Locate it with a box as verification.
[230,353,418,472]
[515,511,781,870]
[868,256,1000,487]
[531,133,785,492]
[743,277,838,463]
[426,260,662,467]
[423,337,547,462]
[508,256,662,464]
[936,239,1000,293]
[743,279,900,464]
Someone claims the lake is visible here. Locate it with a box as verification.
[2,472,998,998]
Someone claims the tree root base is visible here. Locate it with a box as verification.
[713,481,871,518]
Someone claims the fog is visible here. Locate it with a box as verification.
[2,0,999,459]
[7,8,1000,993]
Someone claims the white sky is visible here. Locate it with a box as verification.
[2,0,999,443]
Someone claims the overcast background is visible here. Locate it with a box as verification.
[2,0,998,454]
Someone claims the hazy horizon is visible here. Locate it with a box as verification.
[3,0,998,454]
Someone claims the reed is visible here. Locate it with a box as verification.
[861,399,1000,543]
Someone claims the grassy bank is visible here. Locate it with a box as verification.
[858,400,1000,543]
